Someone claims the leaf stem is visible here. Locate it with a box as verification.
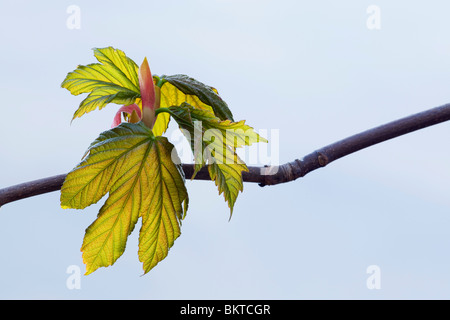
[155,107,171,116]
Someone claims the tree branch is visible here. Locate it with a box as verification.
[2,102,450,207]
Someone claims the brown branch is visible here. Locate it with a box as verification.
[1,102,450,207]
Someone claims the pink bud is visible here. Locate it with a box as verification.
[139,58,156,128]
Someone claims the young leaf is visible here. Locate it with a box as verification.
[62,47,141,120]
[138,139,189,273]
[166,103,266,214]
[60,122,188,274]
[161,74,234,121]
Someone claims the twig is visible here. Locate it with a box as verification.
[1,102,450,207]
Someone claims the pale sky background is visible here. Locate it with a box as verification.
[1,0,450,299]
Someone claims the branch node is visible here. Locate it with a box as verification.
[317,152,329,167]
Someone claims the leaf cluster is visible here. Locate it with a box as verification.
[61,47,266,274]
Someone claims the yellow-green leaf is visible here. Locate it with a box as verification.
[60,122,188,274]
[138,137,189,274]
[61,47,141,120]
[166,103,266,214]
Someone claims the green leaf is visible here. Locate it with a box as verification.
[60,122,188,275]
[62,47,141,120]
[166,103,266,214]
[161,74,234,121]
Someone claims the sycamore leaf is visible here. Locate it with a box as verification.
[74,88,139,120]
[60,122,188,275]
[160,74,234,121]
[62,47,141,120]
[166,103,266,214]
